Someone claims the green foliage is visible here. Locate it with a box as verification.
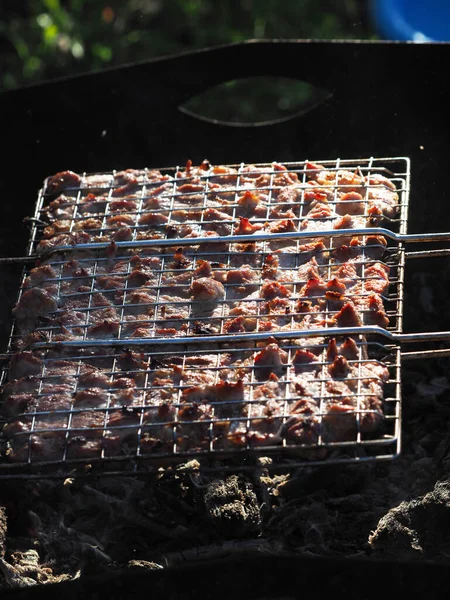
[0,0,377,91]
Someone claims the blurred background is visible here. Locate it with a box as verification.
[0,1,377,90]
[1,1,446,123]
[0,1,378,123]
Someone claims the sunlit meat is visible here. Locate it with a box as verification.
[275,185,302,205]
[365,294,390,327]
[299,278,327,298]
[72,217,103,232]
[298,240,329,265]
[328,355,350,378]
[13,288,58,320]
[175,183,205,205]
[334,213,356,231]
[176,403,214,452]
[226,266,259,297]
[269,206,297,220]
[78,368,111,389]
[269,219,297,233]
[87,320,120,339]
[333,262,358,286]
[336,191,366,215]
[303,202,333,222]
[292,349,319,372]
[304,185,334,205]
[43,220,72,237]
[182,380,244,419]
[202,207,233,235]
[190,277,225,302]
[223,316,246,333]
[124,290,154,316]
[294,298,313,317]
[8,352,43,380]
[209,164,238,184]
[364,235,388,260]
[280,399,320,445]
[111,174,139,197]
[364,262,390,293]
[77,192,109,214]
[260,281,291,299]
[235,217,264,235]
[44,193,75,220]
[254,343,288,379]
[297,259,321,283]
[326,277,347,294]
[335,302,363,327]
[138,212,169,227]
[47,170,82,194]
[236,191,265,218]
[261,254,279,279]
[247,398,285,447]
[339,337,360,360]
[127,268,152,288]
[74,388,109,408]
[366,174,399,218]
[265,297,291,315]
[193,259,213,279]
[23,265,57,291]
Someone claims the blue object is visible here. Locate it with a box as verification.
[371,0,450,42]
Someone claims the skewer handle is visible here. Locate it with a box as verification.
[0,256,37,265]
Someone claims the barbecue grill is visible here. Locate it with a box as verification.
[1,40,450,598]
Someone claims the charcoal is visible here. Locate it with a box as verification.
[369,479,450,559]
[203,475,261,538]
[126,560,163,571]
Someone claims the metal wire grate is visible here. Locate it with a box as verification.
[32,157,409,251]
[9,157,409,347]
[0,157,410,476]
[0,335,401,477]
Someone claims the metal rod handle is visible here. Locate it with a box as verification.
[395,331,450,344]
[27,325,450,350]
[4,228,450,263]
[0,256,38,265]
[401,348,450,361]
[405,249,450,259]
[27,227,450,258]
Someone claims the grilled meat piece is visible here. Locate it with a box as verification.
[335,303,363,327]
[8,352,43,380]
[254,343,288,379]
[235,217,264,235]
[47,170,82,194]
[13,288,58,320]
[190,277,225,302]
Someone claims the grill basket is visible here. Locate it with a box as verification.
[2,155,449,478]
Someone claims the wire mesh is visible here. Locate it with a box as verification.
[0,157,409,475]
[9,157,409,347]
[0,335,401,476]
